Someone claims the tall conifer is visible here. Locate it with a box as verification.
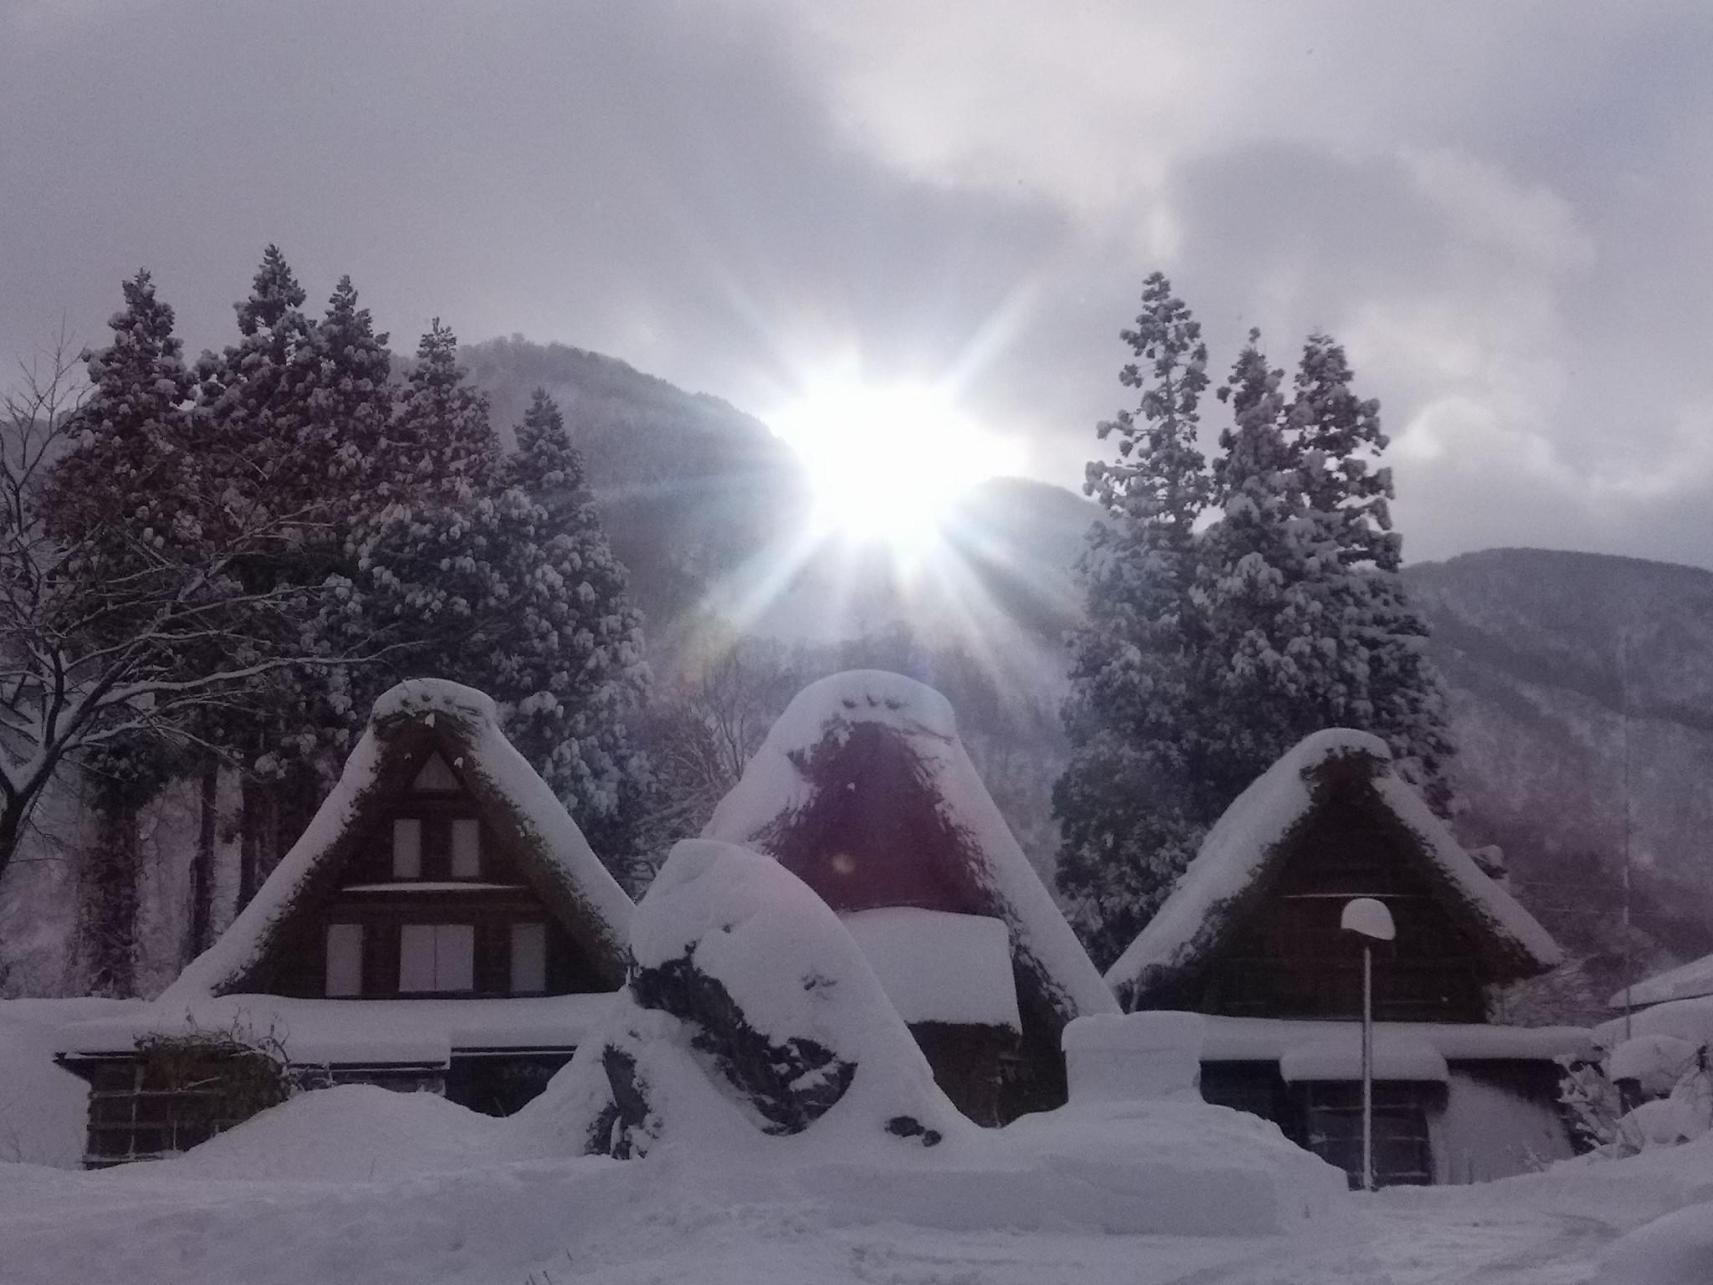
[1053,274,1214,965]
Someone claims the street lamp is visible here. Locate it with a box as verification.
[1340,896,1396,1193]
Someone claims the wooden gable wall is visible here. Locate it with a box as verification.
[264,752,609,1000]
[1191,785,1487,1022]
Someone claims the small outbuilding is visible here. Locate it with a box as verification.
[1105,729,1588,1186]
[58,679,632,1165]
[703,670,1119,1123]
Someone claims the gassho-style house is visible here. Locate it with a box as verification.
[1104,729,1589,1186]
[57,678,1588,1183]
[57,680,635,1163]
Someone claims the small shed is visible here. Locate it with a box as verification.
[1105,729,1578,1186]
[58,679,632,1165]
[703,670,1118,1122]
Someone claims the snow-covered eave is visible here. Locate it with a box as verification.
[1195,1014,1593,1066]
[164,678,633,1002]
[55,992,619,1065]
[1106,730,1562,1009]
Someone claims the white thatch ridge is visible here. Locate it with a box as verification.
[1106,728,1562,1010]
[163,678,633,1002]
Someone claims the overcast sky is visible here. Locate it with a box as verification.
[4,1,1710,567]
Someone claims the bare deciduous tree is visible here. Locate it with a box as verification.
[0,337,351,888]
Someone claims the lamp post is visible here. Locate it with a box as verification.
[1340,896,1396,1193]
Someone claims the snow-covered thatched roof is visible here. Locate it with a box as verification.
[1610,952,1713,1011]
[703,670,1118,1043]
[163,679,634,1001]
[1106,729,1563,1011]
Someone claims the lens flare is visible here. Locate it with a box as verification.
[766,381,1024,556]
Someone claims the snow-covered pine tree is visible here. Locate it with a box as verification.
[502,388,653,874]
[387,319,502,505]
[302,274,395,508]
[1282,334,1454,810]
[1193,331,1321,809]
[190,248,328,911]
[1053,273,1215,966]
[1195,331,1455,811]
[193,245,318,529]
[506,387,585,521]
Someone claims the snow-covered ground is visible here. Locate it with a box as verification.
[4,999,1712,1284]
[0,1109,1709,1284]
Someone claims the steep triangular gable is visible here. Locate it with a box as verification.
[164,679,634,1001]
[1105,729,1563,1011]
[703,670,1118,1039]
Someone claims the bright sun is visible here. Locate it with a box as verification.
[767,382,1023,553]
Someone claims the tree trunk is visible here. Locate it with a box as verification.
[185,763,218,963]
[81,801,140,997]
[237,777,267,911]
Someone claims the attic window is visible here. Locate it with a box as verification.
[382,816,483,881]
[413,754,461,793]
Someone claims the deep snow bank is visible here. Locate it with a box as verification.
[140,1085,506,1181]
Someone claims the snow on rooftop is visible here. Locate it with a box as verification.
[371,677,500,726]
[57,993,617,1065]
[1610,951,1713,1011]
[704,670,1117,1028]
[1105,729,1562,1005]
[1279,1034,1447,1083]
[1195,1014,1592,1066]
[840,908,1020,1031]
[162,678,632,1002]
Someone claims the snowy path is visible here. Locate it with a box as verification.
[0,1157,1658,1285]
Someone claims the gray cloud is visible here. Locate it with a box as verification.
[2,1,1709,567]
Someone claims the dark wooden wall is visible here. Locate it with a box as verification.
[1193,795,1486,1022]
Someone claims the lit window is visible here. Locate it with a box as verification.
[398,924,475,993]
[325,923,364,997]
[510,922,547,993]
[450,818,481,878]
[392,818,422,879]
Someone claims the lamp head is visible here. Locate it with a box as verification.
[1340,896,1396,942]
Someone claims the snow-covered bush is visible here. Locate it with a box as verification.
[129,1019,326,1156]
[1562,1010,1713,1157]
[516,838,966,1159]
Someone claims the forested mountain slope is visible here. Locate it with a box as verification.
[1405,550,1713,1018]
